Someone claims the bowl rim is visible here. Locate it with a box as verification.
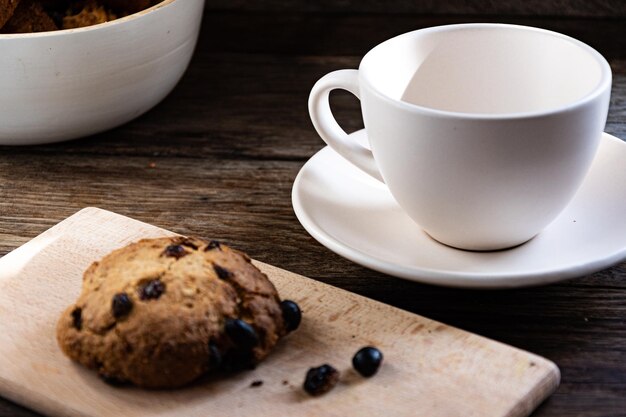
[0,0,177,39]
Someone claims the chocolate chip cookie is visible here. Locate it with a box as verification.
[1,0,57,33]
[0,0,21,29]
[56,237,295,388]
[61,0,116,29]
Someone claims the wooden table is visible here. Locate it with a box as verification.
[1,6,625,416]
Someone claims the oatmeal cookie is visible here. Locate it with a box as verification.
[56,237,291,388]
[103,0,154,14]
[62,0,115,29]
[0,0,21,29]
[1,0,56,33]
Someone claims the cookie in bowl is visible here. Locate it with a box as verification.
[0,0,161,33]
[56,237,301,389]
[0,0,204,145]
[0,0,21,28]
[1,0,56,33]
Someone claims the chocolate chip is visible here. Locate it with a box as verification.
[280,300,301,332]
[112,293,133,318]
[178,238,199,250]
[162,244,188,259]
[250,380,263,388]
[205,240,222,251]
[139,279,165,300]
[213,264,232,280]
[303,364,340,396]
[71,307,82,330]
[221,350,256,372]
[208,341,222,370]
[225,318,259,349]
[352,346,383,377]
[99,373,127,386]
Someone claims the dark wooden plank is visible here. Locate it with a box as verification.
[0,146,624,416]
[0,147,625,416]
[195,12,626,58]
[202,0,626,18]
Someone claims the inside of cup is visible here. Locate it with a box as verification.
[360,25,606,115]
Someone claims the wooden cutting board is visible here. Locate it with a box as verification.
[0,208,559,417]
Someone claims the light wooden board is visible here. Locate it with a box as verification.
[0,208,559,417]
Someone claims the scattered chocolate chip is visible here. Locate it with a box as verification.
[303,364,340,396]
[205,240,222,251]
[213,264,233,280]
[282,380,289,385]
[112,293,133,318]
[99,373,127,387]
[250,380,263,388]
[280,300,301,332]
[208,342,222,370]
[162,244,188,259]
[352,346,383,377]
[71,307,82,330]
[225,318,259,349]
[139,279,165,300]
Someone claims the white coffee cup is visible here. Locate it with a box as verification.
[309,23,611,251]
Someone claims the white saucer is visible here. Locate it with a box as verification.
[292,130,626,288]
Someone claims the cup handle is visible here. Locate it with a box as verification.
[308,69,384,182]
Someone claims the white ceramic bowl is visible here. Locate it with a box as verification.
[0,0,205,145]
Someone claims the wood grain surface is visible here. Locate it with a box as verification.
[203,0,626,17]
[0,208,559,417]
[0,5,625,417]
